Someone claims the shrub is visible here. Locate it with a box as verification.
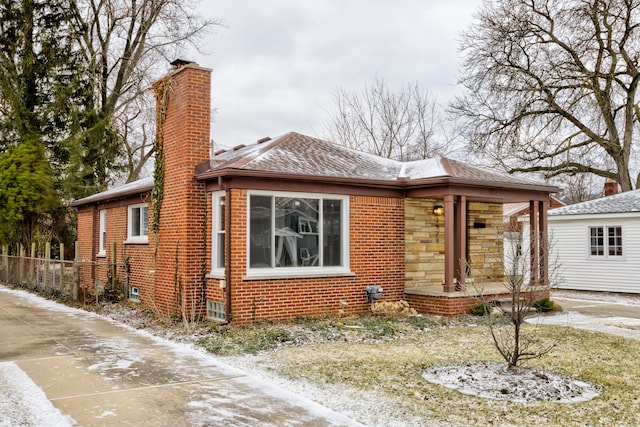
[469,302,491,316]
[533,297,555,312]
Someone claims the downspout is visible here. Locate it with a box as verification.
[221,176,232,323]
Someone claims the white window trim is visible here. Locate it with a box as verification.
[245,190,350,278]
[126,203,149,244]
[98,209,107,257]
[587,224,625,260]
[211,191,225,275]
[129,286,141,302]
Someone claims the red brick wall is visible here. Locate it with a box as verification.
[153,64,211,316]
[76,205,97,289]
[205,190,405,325]
[76,196,155,303]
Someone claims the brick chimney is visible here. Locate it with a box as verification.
[152,61,211,315]
[604,178,619,197]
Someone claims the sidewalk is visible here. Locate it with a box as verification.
[0,286,362,427]
[529,290,640,341]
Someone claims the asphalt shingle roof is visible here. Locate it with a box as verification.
[202,132,551,188]
[72,132,558,206]
[548,189,640,216]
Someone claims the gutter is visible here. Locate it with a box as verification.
[195,168,561,194]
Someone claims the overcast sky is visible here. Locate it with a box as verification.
[192,0,481,150]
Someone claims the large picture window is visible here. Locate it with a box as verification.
[127,203,149,243]
[248,192,348,273]
[589,226,622,257]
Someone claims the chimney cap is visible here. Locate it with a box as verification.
[170,59,194,68]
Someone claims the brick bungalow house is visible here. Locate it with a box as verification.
[71,62,559,324]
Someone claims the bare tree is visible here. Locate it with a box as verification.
[69,0,222,184]
[326,76,454,161]
[452,0,640,192]
[553,174,603,204]
[472,233,563,368]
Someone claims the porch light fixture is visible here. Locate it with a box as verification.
[433,205,444,216]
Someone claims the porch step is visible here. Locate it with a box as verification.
[491,298,537,316]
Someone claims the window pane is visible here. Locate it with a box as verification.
[589,227,603,256]
[141,207,148,236]
[608,226,622,256]
[323,199,342,266]
[217,233,225,268]
[275,197,319,267]
[215,195,226,269]
[99,210,106,252]
[250,195,272,268]
[132,207,141,236]
[219,196,226,231]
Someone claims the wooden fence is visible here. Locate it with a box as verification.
[0,242,128,305]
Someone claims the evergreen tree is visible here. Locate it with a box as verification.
[0,0,97,249]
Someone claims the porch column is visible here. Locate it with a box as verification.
[539,200,548,286]
[443,195,456,292]
[456,195,467,290]
[529,201,540,285]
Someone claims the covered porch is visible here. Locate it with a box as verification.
[401,176,556,316]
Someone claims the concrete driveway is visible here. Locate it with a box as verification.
[531,290,640,341]
[0,286,362,427]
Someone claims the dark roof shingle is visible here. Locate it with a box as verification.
[549,189,640,216]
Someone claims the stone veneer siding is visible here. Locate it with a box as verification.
[404,198,504,288]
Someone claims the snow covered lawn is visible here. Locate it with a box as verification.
[6,285,640,426]
[95,301,640,426]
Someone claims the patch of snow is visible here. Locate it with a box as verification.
[422,363,600,403]
[0,362,75,427]
[95,411,117,419]
[553,290,640,306]
[0,286,104,318]
[399,158,448,179]
[530,312,640,341]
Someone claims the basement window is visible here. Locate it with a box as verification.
[129,286,140,302]
[207,300,225,321]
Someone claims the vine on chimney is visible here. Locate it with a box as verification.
[151,77,174,251]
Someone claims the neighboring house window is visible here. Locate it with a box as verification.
[98,210,106,257]
[589,226,622,257]
[608,226,623,256]
[212,192,225,272]
[247,192,348,274]
[127,203,149,243]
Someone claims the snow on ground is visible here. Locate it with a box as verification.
[530,311,640,341]
[0,362,74,427]
[530,290,640,341]
[0,286,362,427]
[552,290,640,306]
[422,363,600,403]
[2,285,638,426]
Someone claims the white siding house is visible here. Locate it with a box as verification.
[547,189,640,293]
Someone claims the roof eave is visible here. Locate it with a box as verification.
[70,184,154,207]
[196,169,560,194]
[400,176,560,193]
[195,168,401,189]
